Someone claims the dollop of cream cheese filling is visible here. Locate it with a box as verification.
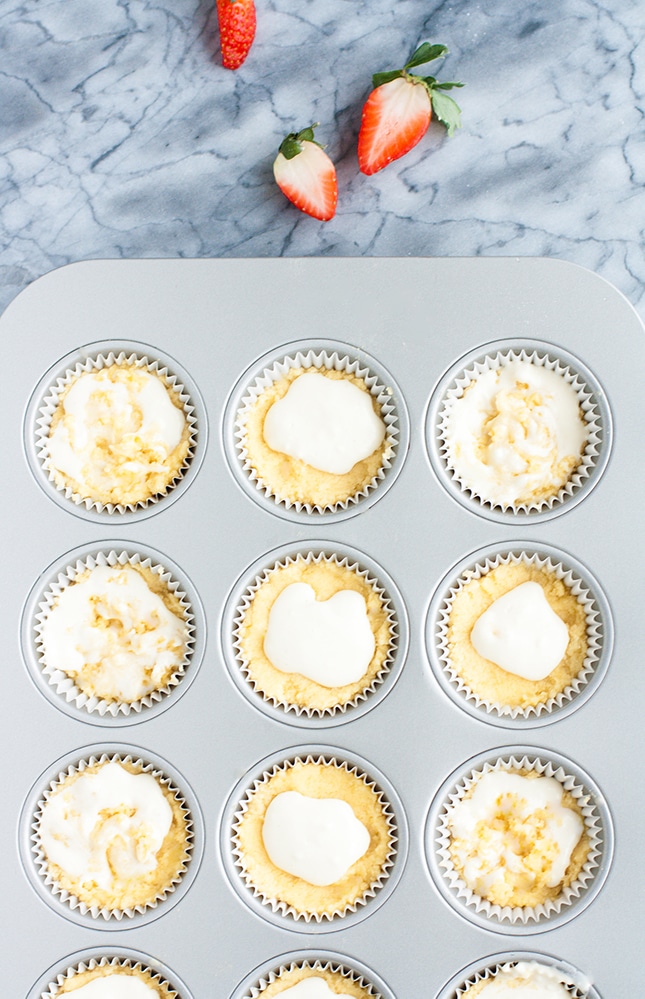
[39,762,173,890]
[263,372,386,474]
[47,367,186,495]
[445,360,588,505]
[275,978,354,999]
[40,565,188,701]
[63,975,161,999]
[263,582,375,687]
[448,771,583,896]
[470,581,569,681]
[474,960,574,998]
[262,790,370,886]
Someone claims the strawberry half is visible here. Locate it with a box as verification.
[358,42,464,175]
[217,0,256,70]
[273,124,338,221]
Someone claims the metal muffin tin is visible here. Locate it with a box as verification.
[4,257,643,998]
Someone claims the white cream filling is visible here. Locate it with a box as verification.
[262,790,370,886]
[39,762,173,890]
[63,975,161,998]
[275,978,354,999]
[263,582,375,687]
[470,581,569,681]
[475,960,573,997]
[47,367,185,490]
[448,771,583,894]
[40,565,188,701]
[263,372,386,474]
[445,360,587,504]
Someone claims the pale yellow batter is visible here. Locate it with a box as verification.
[446,562,588,710]
[43,562,189,704]
[236,557,393,712]
[41,759,191,912]
[47,364,191,507]
[55,964,175,997]
[240,367,391,508]
[448,769,589,909]
[254,965,373,999]
[234,760,393,918]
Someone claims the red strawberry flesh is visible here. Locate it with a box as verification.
[358,76,432,175]
[273,139,338,221]
[217,0,256,70]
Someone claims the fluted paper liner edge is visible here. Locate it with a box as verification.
[233,551,398,718]
[41,955,179,999]
[231,753,398,923]
[434,754,604,926]
[435,550,603,720]
[437,348,602,515]
[33,549,195,718]
[35,350,198,514]
[234,349,399,514]
[31,753,194,921]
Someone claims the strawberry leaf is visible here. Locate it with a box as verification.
[430,90,462,136]
[405,42,448,70]
[279,123,321,160]
[372,69,404,88]
[433,81,465,91]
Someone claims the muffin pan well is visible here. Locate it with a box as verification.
[5,257,642,998]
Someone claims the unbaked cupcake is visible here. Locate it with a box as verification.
[446,768,589,910]
[437,550,603,719]
[233,347,401,514]
[232,755,396,922]
[234,552,397,716]
[33,755,193,918]
[243,959,378,999]
[45,957,178,997]
[36,558,192,712]
[434,347,605,516]
[39,353,194,510]
[458,959,585,997]
[429,750,608,929]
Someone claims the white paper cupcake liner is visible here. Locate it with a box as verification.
[224,747,406,929]
[228,341,408,519]
[40,955,180,999]
[429,545,612,725]
[29,751,196,922]
[30,548,196,718]
[435,951,600,999]
[425,748,613,933]
[232,550,399,719]
[426,340,611,523]
[241,957,384,999]
[34,348,199,515]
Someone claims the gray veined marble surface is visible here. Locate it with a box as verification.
[1,0,644,320]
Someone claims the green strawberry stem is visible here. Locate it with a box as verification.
[371,42,464,137]
[278,123,322,160]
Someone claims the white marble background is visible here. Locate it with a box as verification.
[1,0,643,319]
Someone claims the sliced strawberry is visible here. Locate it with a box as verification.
[217,0,256,70]
[358,77,432,176]
[273,124,338,221]
[358,42,464,175]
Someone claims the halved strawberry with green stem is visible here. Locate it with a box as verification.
[357,42,464,175]
[217,0,256,70]
[273,123,338,221]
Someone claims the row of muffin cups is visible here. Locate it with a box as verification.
[21,538,613,729]
[24,336,611,526]
[22,741,611,994]
[29,947,603,999]
[27,947,601,999]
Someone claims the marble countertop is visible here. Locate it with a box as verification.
[1,0,643,321]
